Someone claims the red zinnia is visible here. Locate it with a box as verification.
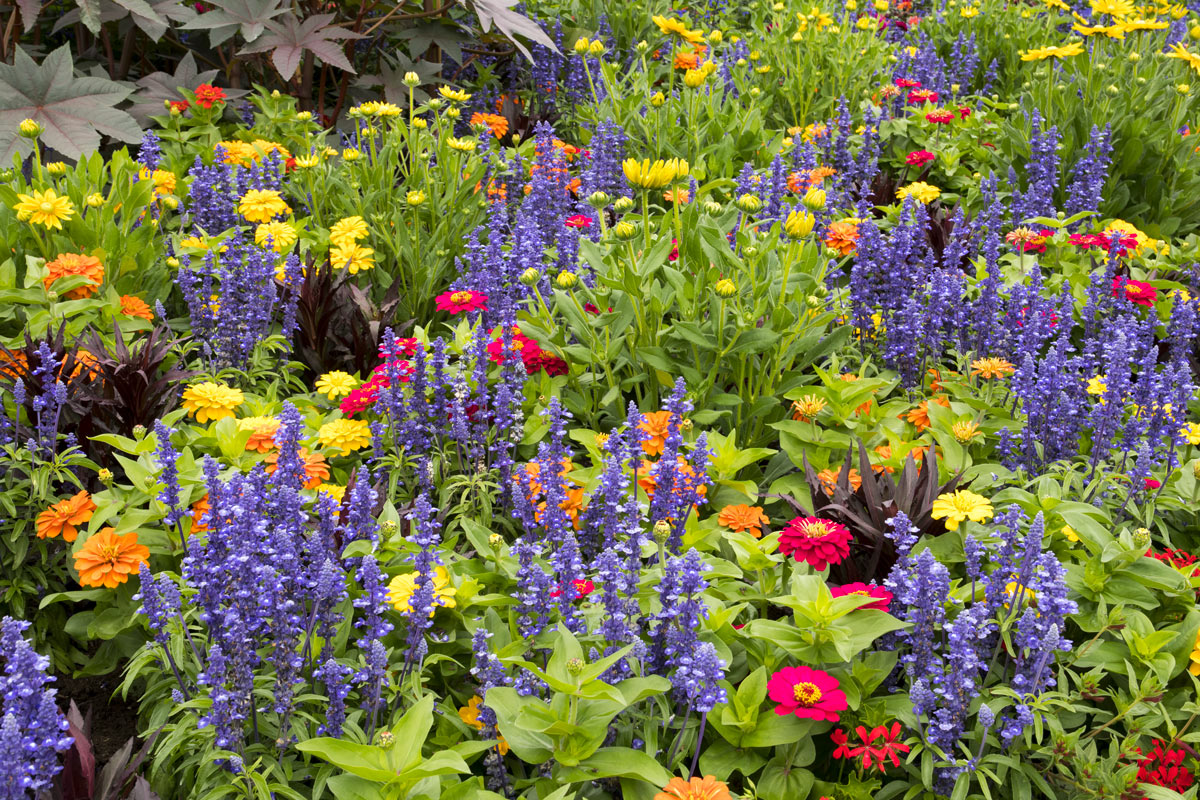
[925,109,956,124]
[565,214,592,229]
[1113,277,1157,307]
[958,106,972,119]
[766,666,847,721]
[906,89,938,104]
[894,78,921,88]
[849,723,911,772]
[779,517,852,571]
[906,150,935,167]
[831,582,892,612]
[1144,478,1162,490]
[194,83,226,109]
[435,289,489,314]
[169,100,191,113]
[550,579,596,599]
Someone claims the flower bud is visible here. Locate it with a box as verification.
[1128,52,1140,62]
[748,87,762,98]
[684,69,706,88]
[613,196,635,213]
[46,162,66,176]
[613,221,637,240]
[736,193,763,213]
[1179,84,1192,95]
[297,111,313,121]
[703,200,722,215]
[743,246,758,257]
[635,40,650,54]
[412,117,428,129]
[784,209,815,238]
[380,520,397,534]
[650,91,666,107]
[86,193,104,208]
[519,267,540,285]
[98,468,113,484]
[589,40,605,56]
[587,190,611,209]
[555,270,578,289]
[46,290,58,301]
[163,196,179,210]
[403,71,420,86]
[802,187,827,210]
[708,29,724,42]
[653,519,672,542]
[376,731,395,748]
[805,294,824,308]
[18,119,42,138]
[573,37,590,53]
[713,278,736,298]
[166,257,180,268]
[406,190,426,206]
[566,657,585,675]
[1133,527,1151,549]
[133,424,147,439]
[342,148,361,161]
[488,532,503,546]
[445,106,461,120]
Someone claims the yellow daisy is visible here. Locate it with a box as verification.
[14,188,75,229]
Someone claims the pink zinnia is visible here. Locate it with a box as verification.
[766,666,847,721]
[435,289,489,314]
[1113,277,1157,307]
[831,582,892,612]
[779,517,852,571]
[894,78,921,88]
[906,150,935,167]
[925,110,956,124]
[565,214,592,229]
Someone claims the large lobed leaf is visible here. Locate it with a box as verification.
[238,13,365,81]
[179,0,285,45]
[0,45,142,162]
[464,0,555,60]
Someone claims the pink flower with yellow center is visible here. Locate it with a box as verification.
[766,666,847,721]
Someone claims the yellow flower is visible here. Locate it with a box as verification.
[388,566,457,614]
[1183,422,1200,445]
[790,394,827,422]
[1074,16,1127,37]
[315,371,358,400]
[316,483,346,502]
[970,357,1015,379]
[294,153,322,168]
[622,157,687,190]
[238,189,290,223]
[255,221,298,252]
[951,421,981,443]
[1190,630,1200,676]
[1020,41,1085,60]
[331,243,375,275]
[896,181,941,204]
[14,188,75,229]
[178,235,228,252]
[1086,375,1107,396]
[1091,0,1134,14]
[784,210,816,238]
[329,216,369,248]
[1166,43,1200,75]
[652,15,705,44]
[447,137,478,152]
[1061,525,1080,543]
[960,5,979,16]
[438,87,472,103]
[181,382,245,423]
[317,418,372,453]
[931,490,994,530]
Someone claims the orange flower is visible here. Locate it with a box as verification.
[469,112,509,139]
[62,349,99,381]
[190,494,211,533]
[674,50,702,69]
[44,253,105,299]
[663,188,690,204]
[637,458,707,499]
[817,468,862,495]
[36,490,96,542]
[970,357,1015,379]
[823,219,861,256]
[873,444,895,473]
[119,295,154,321]
[0,349,27,380]
[655,776,732,800]
[74,528,149,589]
[264,448,331,489]
[903,396,950,431]
[639,411,675,456]
[238,416,281,453]
[787,166,837,192]
[718,504,769,537]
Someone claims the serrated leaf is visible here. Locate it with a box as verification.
[0,46,141,161]
[180,0,286,45]
[462,0,555,60]
[238,13,364,81]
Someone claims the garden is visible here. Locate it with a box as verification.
[4,0,1200,797]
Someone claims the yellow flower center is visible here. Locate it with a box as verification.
[792,682,823,705]
[798,521,833,538]
[97,543,121,561]
[40,202,54,213]
[451,291,473,304]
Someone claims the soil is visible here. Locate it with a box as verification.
[57,672,143,766]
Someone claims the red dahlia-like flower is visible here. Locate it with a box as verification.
[435,289,489,314]
[849,722,911,772]
[906,150,935,167]
[1112,277,1157,307]
[194,83,226,109]
[831,582,892,612]
[766,666,847,721]
[779,516,852,571]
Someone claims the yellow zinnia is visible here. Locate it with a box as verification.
[331,243,375,275]
[14,188,75,230]
[315,371,358,400]
[930,490,994,530]
[181,382,245,423]
[896,182,941,205]
[387,566,457,615]
[329,216,368,248]
[317,418,372,453]
[255,221,298,252]
[238,189,290,223]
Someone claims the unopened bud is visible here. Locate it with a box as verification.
[736,194,762,213]
[784,209,815,238]
[566,657,585,675]
[403,71,420,86]
[488,533,503,546]
[713,278,736,298]
[406,190,426,206]
[653,519,672,542]
[519,267,540,286]
[573,37,590,54]
[613,197,635,213]
[555,270,578,289]
[98,468,113,484]
[802,187,827,210]
[133,424,147,439]
[18,119,42,138]
[588,40,605,56]
[613,221,637,240]
[650,91,666,107]
[1133,527,1152,548]
[376,731,395,748]
[587,191,611,209]
[703,200,722,214]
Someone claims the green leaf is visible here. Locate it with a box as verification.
[294,739,395,782]
[554,747,673,786]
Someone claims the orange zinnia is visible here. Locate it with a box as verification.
[74,527,149,589]
[238,416,281,453]
[637,458,707,499]
[970,357,1016,379]
[823,219,861,256]
[903,396,951,431]
[44,253,105,299]
[190,494,211,533]
[817,468,862,495]
[469,112,509,139]
[36,490,96,542]
[120,295,154,321]
[0,349,27,380]
[655,776,732,800]
[787,166,837,192]
[673,50,702,69]
[264,448,331,489]
[639,410,675,456]
[718,504,769,537]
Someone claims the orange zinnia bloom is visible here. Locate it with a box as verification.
[264,448,331,489]
[639,411,675,456]
[970,357,1015,379]
[469,112,509,139]
[36,490,96,542]
[0,349,27,380]
[62,349,99,381]
[74,527,149,589]
[673,50,702,69]
[238,416,281,453]
[120,295,154,321]
[817,468,862,495]
[787,166,837,192]
[718,504,769,537]
[44,253,105,299]
[903,396,951,431]
[655,775,732,800]
[637,458,707,499]
[190,494,211,533]
[823,220,861,256]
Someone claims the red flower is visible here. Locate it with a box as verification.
[958,106,972,119]
[1138,741,1195,793]
[831,729,855,760]
[779,517,852,571]
[906,89,938,104]
[925,109,956,124]
[831,582,892,612]
[169,100,191,113]
[338,360,413,414]
[382,336,419,358]
[565,214,592,229]
[1113,277,1157,307]
[849,723,911,772]
[550,579,596,599]
[766,666,847,721]
[1070,232,1138,255]
[537,351,569,376]
[1145,478,1162,490]
[284,157,297,172]
[669,238,679,262]
[194,83,226,110]
[435,289,489,314]
[906,150,935,167]
[894,78,922,88]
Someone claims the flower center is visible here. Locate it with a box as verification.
[98,544,121,561]
[792,682,822,706]
[40,201,54,213]
[799,521,832,538]
[450,291,473,304]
